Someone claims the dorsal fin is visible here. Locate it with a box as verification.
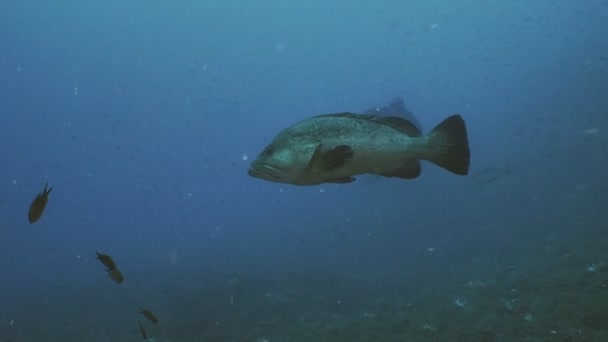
[314,112,376,120]
[373,116,422,137]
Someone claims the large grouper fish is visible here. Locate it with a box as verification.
[248,112,470,185]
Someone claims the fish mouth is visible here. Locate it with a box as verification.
[248,163,286,182]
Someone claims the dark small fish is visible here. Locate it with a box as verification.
[108,269,124,284]
[138,320,147,339]
[28,183,53,223]
[471,165,511,186]
[96,252,118,271]
[139,307,158,324]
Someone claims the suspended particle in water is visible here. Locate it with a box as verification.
[169,249,178,266]
[583,128,598,135]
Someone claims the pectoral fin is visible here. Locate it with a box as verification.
[307,144,354,172]
[299,144,356,184]
[319,145,354,170]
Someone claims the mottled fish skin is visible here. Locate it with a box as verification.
[28,183,53,223]
[248,113,469,185]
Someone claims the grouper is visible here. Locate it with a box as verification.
[248,112,470,185]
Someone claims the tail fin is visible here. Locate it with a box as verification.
[426,114,470,175]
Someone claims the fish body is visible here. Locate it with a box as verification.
[139,307,158,323]
[108,269,124,284]
[248,113,469,185]
[96,252,118,271]
[138,320,147,339]
[28,183,52,223]
[96,252,123,283]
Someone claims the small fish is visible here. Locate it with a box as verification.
[96,252,118,271]
[138,320,147,339]
[139,307,158,324]
[471,165,511,186]
[28,183,53,223]
[248,113,469,185]
[108,269,124,284]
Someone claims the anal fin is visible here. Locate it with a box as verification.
[378,161,421,179]
[327,177,356,183]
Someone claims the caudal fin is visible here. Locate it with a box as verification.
[426,114,470,175]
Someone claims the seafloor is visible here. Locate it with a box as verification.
[1,222,606,342]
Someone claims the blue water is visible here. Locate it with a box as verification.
[1,1,607,341]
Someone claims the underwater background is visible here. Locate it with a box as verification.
[1,0,607,341]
